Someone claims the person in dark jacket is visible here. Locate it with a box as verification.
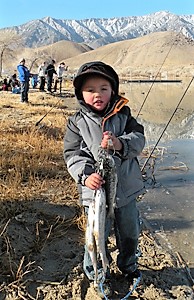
[2,78,9,91]
[45,59,57,93]
[8,72,19,89]
[17,58,31,103]
[64,61,145,297]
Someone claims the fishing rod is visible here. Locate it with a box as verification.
[35,75,73,126]
[29,58,39,72]
[136,31,182,119]
[141,76,194,172]
[35,97,63,126]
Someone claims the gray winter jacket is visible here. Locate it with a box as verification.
[64,96,145,208]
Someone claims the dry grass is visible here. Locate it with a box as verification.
[0,88,86,299]
[0,88,76,203]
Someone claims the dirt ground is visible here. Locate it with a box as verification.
[0,200,193,300]
[0,87,194,300]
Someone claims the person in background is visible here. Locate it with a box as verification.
[38,61,46,91]
[12,83,21,94]
[64,61,145,298]
[53,62,67,93]
[8,72,20,93]
[45,59,57,93]
[9,72,19,89]
[2,78,9,91]
[17,58,31,103]
[31,74,38,89]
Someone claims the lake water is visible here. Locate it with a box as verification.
[121,79,194,140]
[139,138,194,277]
[123,78,194,112]
[121,81,194,277]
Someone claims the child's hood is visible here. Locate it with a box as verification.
[73,61,119,100]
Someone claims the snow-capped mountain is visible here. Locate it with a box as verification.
[3,11,194,48]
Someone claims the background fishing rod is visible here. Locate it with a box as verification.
[141,76,194,172]
[35,96,63,126]
[136,31,182,119]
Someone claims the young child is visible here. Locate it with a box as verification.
[64,61,145,297]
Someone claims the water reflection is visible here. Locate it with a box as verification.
[120,80,194,141]
[153,139,194,183]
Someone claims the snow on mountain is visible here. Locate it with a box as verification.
[2,11,194,48]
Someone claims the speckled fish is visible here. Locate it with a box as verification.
[85,188,109,285]
[85,201,98,283]
[93,187,109,275]
[85,147,118,285]
[97,147,118,218]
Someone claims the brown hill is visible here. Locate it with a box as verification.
[31,40,92,62]
[63,31,194,79]
[2,31,194,78]
[3,40,92,74]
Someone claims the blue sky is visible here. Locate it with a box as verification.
[0,0,194,29]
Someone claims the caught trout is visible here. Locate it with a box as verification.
[85,146,118,285]
[97,147,118,218]
[85,188,109,285]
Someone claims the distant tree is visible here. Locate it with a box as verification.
[13,47,52,75]
[27,51,52,73]
[0,30,22,77]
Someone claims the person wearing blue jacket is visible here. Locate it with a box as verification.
[17,58,30,103]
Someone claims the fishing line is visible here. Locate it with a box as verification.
[99,273,142,300]
[120,273,142,300]
[136,31,182,119]
[141,76,194,172]
[99,281,109,300]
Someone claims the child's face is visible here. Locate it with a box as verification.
[81,76,113,111]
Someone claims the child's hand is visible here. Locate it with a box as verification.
[85,173,105,190]
[101,131,122,151]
